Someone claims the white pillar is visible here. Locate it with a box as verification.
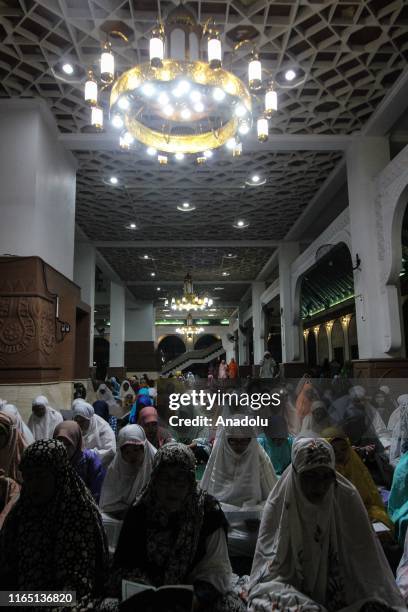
[109,282,125,368]
[252,282,266,365]
[347,137,395,358]
[238,303,247,366]
[313,325,320,365]
[325,321,334,362]
[279,242,301,362]
[341,315,351,362]
[0,100,76,279]
[74,242,96,366]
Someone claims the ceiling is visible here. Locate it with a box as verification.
[1,0,407,313]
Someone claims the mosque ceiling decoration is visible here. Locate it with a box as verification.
[1,0,407,307]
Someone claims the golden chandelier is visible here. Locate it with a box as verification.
[165,273,213,311]
[84,7,279,163]
[176,313,205,336]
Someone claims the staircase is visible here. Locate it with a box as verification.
[161,340,225,375]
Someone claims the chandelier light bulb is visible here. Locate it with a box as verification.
[265,86,278,118]
[213,87,226,102]
[100,44,114,83]
[178,80,191,94]
[190,90,201,102]
[111,114,123,129]
[181,108,191,120]
[158,92,170,105]
[248,56,262,90]
[194,102,204,113]
[238,120,250,135]
[163,104,174,117]
[158,154,168,165]
[226,137,237,150]
[208,35,222,69]
[257,117,268,142]
[118,96,130,110]
[175,152,185,161]
[150,33,164,68]
[91,106,103,130]
[142,83,155,97]
[203,150,213,158]
[147,146,156,156]
[235,104,247,118]
[84,73,97,106]
[123,131,134,145]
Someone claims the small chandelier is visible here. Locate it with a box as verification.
[176,313,204,336]
[83,7,280,162]
[165,273,213,311]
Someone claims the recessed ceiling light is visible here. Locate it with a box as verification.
[109,176,118,185]
[143,254,149,259]
[157,287,161,291]
[245,175,266,187]
[214,287,224,291]
[208,313,215,316]
[233,219,249,229]
[125,222,137,230]
[151,272,156,277]
[209,308,217,311]
[62,63,74,75]
[222,271,230,276]
[177,202,196,212]
[285,69,296,81]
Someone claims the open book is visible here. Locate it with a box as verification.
[372,521,391,534]
[120,580,194,612]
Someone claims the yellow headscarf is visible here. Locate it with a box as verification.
[323,427,393,531]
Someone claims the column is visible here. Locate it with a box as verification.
[346,137,398,358]
[0,100,76,279]
[125,298,156,372]
[238,303,248,366]
[341,315,351,362]
[252,281,266,365]
[74,242,96,367]
[303,328,310,364]
[279,242,301,362]
[313,325,320,365]
[109,282,126,374]
[325,320,334,362]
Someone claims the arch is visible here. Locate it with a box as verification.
[331,319,345,365]
[93,336,110,381]
[306,330,317,365]
[348,314,359,360]
[318,326,329,365]
[157,335,186,365]
[194,334,219,350]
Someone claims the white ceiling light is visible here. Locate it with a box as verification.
[109,176,118,185]
[62,63,74,75]
[245,175,266,186]
[125,222,137,230]
[177,202,196,212]
[151,272,156,277]
[285,69,296,81]
[233,219,249,229]
[222,271,230,276]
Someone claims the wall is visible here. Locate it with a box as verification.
[125,300,156,370]
[0,100,77,279]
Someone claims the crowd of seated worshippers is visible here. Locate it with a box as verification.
[0,375,408,611]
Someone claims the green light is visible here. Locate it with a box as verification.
[220,319,230,324]
[155,320,185,325]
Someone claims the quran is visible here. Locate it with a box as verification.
[120,580,194,612]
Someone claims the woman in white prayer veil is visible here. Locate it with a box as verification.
[28,395,63,441]
[96,383,118,412]
[1,404,34,445]
[248,438,405,612]
[100,424,156,519]
[200,414,277,563]
[72,399,116,467]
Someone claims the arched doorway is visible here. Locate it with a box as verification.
[158,335,186,365]
[348,315,359,360]
[194,334,219,350]
[318,326,329,366]
[331,319,344,365]
[93,337,110,381]
[307,330,317,366]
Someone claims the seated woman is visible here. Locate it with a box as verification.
[388,450,408,547]
[72,400,116,468]
[248,438,404,611]
[390,396,408,466]
[0,412,26,483]
[0,439,108,599]
[0,403,34,445]
[28,395,63,440]
[200,416,277,572]
[113,443,245,611]
[137,406,174,449]
[54,421,106,503]
[119,380,135,405]
[257,414,293,476]
[325,428,393,530]
[397,528,408,605]
[100,425,156,519]
[300,400,333,436]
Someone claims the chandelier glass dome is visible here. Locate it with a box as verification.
[84,7,279,163]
